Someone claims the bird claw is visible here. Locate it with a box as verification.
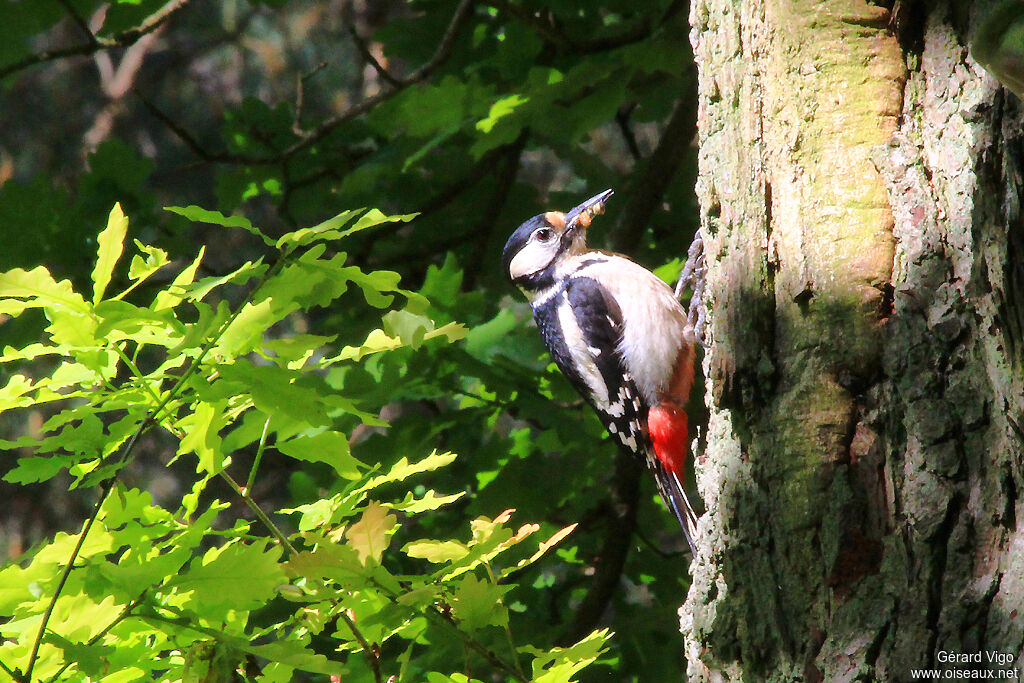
[675,233,707,347]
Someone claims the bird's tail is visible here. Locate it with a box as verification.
[652,463,700,556]
[648,403,700,555]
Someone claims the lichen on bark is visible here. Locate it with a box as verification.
[683,0,1024,680]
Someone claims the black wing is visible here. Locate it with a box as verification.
[541,276,698,554]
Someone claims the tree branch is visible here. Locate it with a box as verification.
[278,0,475,161]
[336,610,385,683]
[346,23,399,88]
[148,0,475,166]
[55,0,99,47]
[0,0,190,80]
[483,2,673,55]
[610,94,697,253]
[615,104,642,162]
[292,61,328,136]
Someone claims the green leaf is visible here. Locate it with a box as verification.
[425,674,483,683]
[263,334,336,365]
[239,638,339,675]
[165,205,265,240]
[366,451,458,489]
[273,207,415,252]
[92,203,129,304]
[276,431,363,479]
[286,543,364,582]
[0,266,89,317]
[215,362,331,427]
[404,539,469,564]
[177,400,229,474]
[465,310,519,359]
[345,208,418,237]
[275,209,362,251]
[523,629,612,683]
[4,454,73,484]
[181,259,264,303]
[499,524,577,579]
[451,574,511,631]
[154,246,204,310]
[127,241,170,283]
[388,489,465,514]
[170,541,285,612]
[476,94,529,134]
[345,501,397,566]
[342,267,402,308]
[0,373,36,411]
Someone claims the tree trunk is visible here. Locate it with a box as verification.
[682,1,1024,680]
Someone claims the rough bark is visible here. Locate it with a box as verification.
[682,1,1024,680]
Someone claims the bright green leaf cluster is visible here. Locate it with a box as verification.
[0,205,606,683]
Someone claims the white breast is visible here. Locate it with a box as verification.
[570,253,690,405]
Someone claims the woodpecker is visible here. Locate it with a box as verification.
[502,189,702,554]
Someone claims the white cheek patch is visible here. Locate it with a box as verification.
[508,241,557,279]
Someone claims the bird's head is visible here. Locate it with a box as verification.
[502,189,614,285]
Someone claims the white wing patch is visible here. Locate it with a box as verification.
[605,384,632,418]
[570,254,689,405]
[556,293,610,409]
[618,432,638,452]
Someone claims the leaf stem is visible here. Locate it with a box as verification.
[23,255,289,681]
[218,470,297,557]
[44,594,145,683]
[245,416,272,492]
[486,563,526,680]
[336,608,384,683]
[113,343,165,408]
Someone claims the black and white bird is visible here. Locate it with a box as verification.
[502,189,702,554]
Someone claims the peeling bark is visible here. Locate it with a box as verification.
[683,1,1024,680]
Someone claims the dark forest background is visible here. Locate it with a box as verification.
[0,1,701,681]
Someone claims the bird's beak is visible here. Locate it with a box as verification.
[564,189,614,233]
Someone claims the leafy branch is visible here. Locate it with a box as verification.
[18,247,290,683]
[149,0,476,166]
[0,0,191,80]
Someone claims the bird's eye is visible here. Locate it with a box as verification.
[535,228,554,242]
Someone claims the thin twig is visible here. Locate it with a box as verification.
[23,254,289,681]
[149,0,475,166]
[363,577,528,683]
[346,24,398,88]
[279,0,475,161]
[484,564,527,680]
[245,416,273,492]
[139,96,220,161]
[337,610,384,683]
[559,450,642,647]
[293,61,328,136]
[23,425,146,682]
[44,594,146,683]
[610,94,697,253]
[615,104,642,162]
[0,655,22,682]
[0,0,190,79]
[56,0,100,46]
[431,605,529,682]
[462,132,526,289]
[223,469,383,680]
[484,1,656,55]
[218,471,297,556]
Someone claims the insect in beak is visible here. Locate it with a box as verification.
[564,189,614,234]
